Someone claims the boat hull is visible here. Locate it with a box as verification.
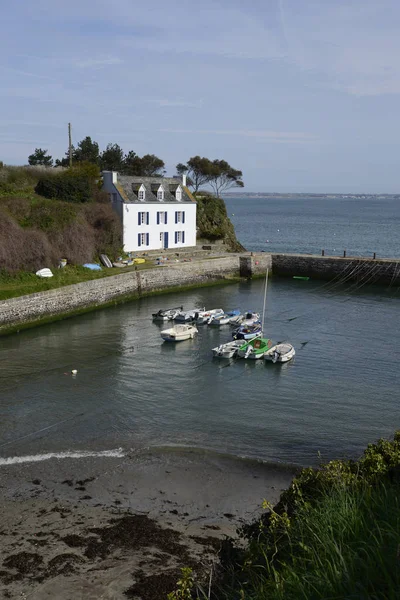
[160,324,198,342]
[212,340,243,358]
[264,344,295,363]
[237,338,272,359]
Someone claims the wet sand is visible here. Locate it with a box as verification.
[0,449,296,599]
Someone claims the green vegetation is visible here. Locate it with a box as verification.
[215,432,400,599]
[195,191,245,251]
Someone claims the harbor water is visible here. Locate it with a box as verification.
[1,275,399,468]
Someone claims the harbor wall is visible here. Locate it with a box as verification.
[0,256,240,333]
[1,251,399,335]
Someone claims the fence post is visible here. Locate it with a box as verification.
[373,252,376,260]
[322,249,325,256]
[343,250,346,258]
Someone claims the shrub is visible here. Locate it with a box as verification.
[35,172,92,203]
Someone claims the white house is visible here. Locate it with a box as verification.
[102,172,197,252]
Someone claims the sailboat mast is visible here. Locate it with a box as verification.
[261,268,268,333]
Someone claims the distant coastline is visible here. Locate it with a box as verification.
[223,192,400,199]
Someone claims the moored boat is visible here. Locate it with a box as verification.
[208,313,232,326]
[174,308,205,323]
[264,343,295,363]
[237,336,273,359]
[160,324,198,342]
[232,322,262,340]
[195,308,224,325]
[212,339,243,359]
[152,306,183,321]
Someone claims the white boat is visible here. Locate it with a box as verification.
[195,308,224,325]
[240,312,260,326]
[208,313,232,326]
[212,340,243,359]
[152,306,183,321]
[161,324,198,342]
[264,343,295,363]
[174,308,205,323]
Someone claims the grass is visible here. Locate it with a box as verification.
[0,263,154,301]
[214,433,400,600]
[219,480,400,600]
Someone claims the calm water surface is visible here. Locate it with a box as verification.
[1,278,399,467]
[225,196,400,257]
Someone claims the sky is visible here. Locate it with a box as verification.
[1,0,400,193]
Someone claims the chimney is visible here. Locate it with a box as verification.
[102,171,118,185]
[182,173,187,187]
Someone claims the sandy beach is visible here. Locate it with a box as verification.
[0,448,296,599]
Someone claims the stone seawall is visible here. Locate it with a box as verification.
[0,256,240,333]
[1,252,399,334]
[270,253,400,285]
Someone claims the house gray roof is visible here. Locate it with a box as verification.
[116,176,195,203]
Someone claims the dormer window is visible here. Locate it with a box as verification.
[138,184,146,201]
[175,186,182,201]
[157,185,164,201]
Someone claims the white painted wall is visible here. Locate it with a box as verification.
[102,171,197,252]
[122,203,197,251]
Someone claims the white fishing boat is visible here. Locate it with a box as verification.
[208,313,231,326]
[264,343,295,363]
[152,306,183,321]
[195,308,224,325]
[174,308,205,323]
[212,339,243,359]
[161,324,198,342]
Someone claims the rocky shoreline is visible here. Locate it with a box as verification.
[0,450,296,599]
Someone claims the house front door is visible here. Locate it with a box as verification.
[164,232,169,249]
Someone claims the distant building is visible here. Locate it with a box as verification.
[102,172,197,252]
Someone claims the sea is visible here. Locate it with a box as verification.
[0,196,399,471]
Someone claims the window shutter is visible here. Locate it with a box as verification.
[182,231,185,244]
[146,233,149,246]
[138,212,141,225]
[157,212,160,225]
[175,232,178,244]
[165,212,168,224]
[138,233,141,247]
[146,212,149,225]
[182,211,185,224]
[175,211,178,224]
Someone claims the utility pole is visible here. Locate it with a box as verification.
[68,122,72,168]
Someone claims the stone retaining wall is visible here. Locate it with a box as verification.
[1,251,399,334]
[0,256,240,332]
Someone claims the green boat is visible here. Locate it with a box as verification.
[237,336,273,359]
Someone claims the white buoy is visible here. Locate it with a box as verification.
[71,369,78,375]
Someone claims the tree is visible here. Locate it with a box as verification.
[73,136,100,164]
[176,156,213,193]
[28,148,53,167]
[100,143,125,172]
[139,154,165,177]
[35,171,92,203]
[208,159,244,197]
[123,152,165,176]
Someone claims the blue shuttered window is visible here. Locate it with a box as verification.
[138,233,141,247]
[182,211,185,224]
[165,212,168,224]
[146,233,149,246]
[175,211,178,224]
[157,212,160,225]
[182,231,185,244]
[175,232,178,244]
[138,212,141,225]
[146,212,149,225]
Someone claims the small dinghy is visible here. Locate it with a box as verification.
[232,322,262,340]
[195,308,224,325]
[212,339,243,359]
[208,309,239,326]
[152,306,183,321]
[237,336,273,360]
[264,343,295,363]
[161,324,198,342]
[36,268,53,278]
[240,312,260,326]
[99,254,113,268]
[174,308,205,323]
